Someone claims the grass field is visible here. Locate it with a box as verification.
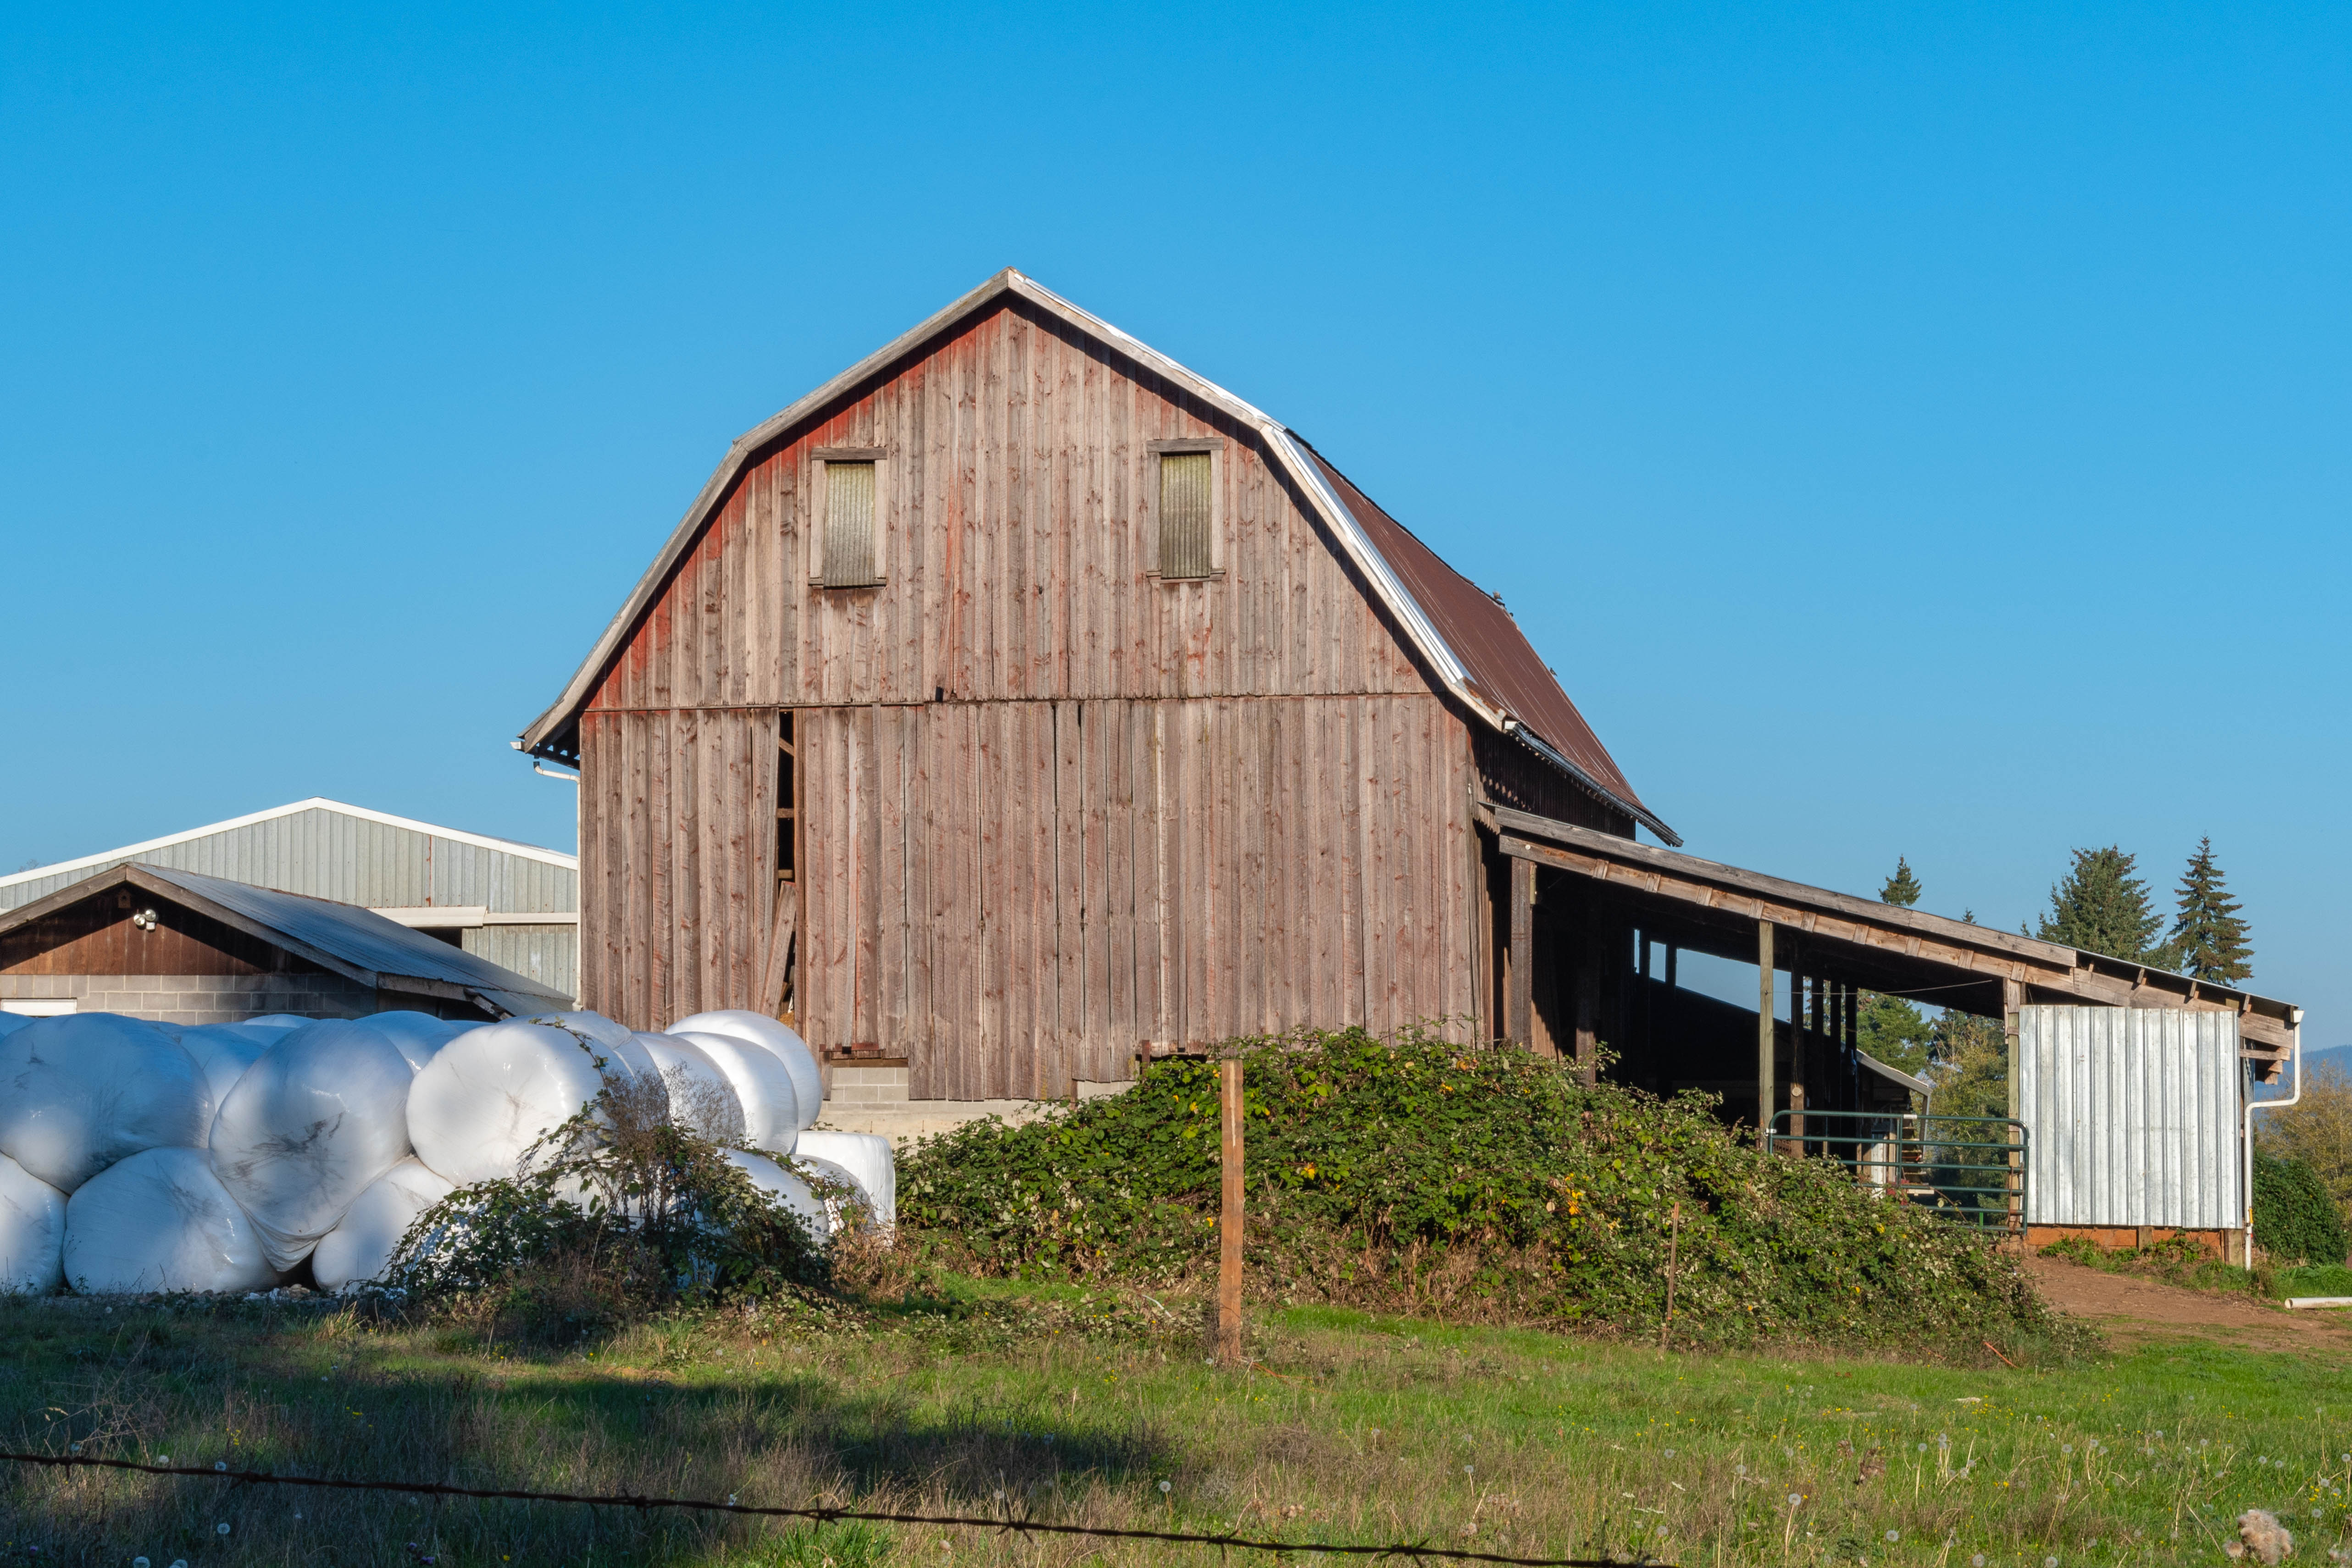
[3,1278,2347,1568]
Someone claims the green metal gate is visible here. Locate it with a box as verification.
[1766,1109,2029,1234]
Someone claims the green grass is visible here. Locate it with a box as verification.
[2277,1264,2352,1299]
[3,1277,2349,1566]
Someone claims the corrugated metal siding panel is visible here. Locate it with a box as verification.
[2019,1005,2242,1228]
[463,925,579,1003]
[1,806,576,917]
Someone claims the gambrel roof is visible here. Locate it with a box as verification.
[517,269,1677,843]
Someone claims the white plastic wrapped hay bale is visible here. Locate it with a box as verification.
[0,1154,66,1293]
[791,1130,895,1229]
[720,1149,828,1237]
[673,1031,799,1154]
[533,1013,670,1123]
[62,1147,275,1294]
[311,1158,454,1291]
[405,1021,615,1186]
[632,1033,746,1143]
[669,1011,822,1130]
[207,1019,417,1272]
[360,1011,470,1073]
[0,1014,211,1192]
[175,1023,280,1105]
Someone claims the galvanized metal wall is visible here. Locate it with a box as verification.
[0,805,579,1003]
[2019,1005,2243,1228]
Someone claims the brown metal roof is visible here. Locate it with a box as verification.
[1301,446,1667,838]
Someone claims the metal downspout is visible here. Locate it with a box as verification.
[2243,1008,2304,1269]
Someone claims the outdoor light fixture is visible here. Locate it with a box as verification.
[132,909,158,931]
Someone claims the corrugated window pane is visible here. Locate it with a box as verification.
[823,461,877,587]
[1158,451,1212,578]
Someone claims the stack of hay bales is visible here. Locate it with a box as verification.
[0,1003,881,1296]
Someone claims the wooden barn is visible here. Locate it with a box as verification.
[517,269,1681,1103]
[521,267,2312,1251]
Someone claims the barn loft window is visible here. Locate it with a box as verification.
[818,455,882,588]
[1157,450,1213,579]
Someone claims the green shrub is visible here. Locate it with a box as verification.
[2253,1147,2350,1266]
[388,1080,831,1335]
[899,1026,2065,1349]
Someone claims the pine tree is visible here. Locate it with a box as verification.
[2036,846,2167,964]
[1859,992,1933,1075]
[2170,836,2253,985]
[1880,857,1923,909]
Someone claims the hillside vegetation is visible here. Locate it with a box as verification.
[899,1026,2066,1352]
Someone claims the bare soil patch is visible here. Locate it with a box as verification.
[2026,1254,2352,1354]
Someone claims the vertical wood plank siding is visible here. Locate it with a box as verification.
[581,298,1487,1091]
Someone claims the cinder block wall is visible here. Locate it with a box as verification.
[0,972,378,1026]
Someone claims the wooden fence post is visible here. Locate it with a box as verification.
[1218,1058,1245,1365]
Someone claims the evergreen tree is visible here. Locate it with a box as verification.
[2036,846,2168,964]
[2169,836,2253,985]
[1927,1011,2010,1121]
[1856,859,1931,1076]
[1858,992,1933,1076]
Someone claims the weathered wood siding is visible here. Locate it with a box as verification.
[579,296,1487,1086]
[787,694,1477,1098]
[584,297,1431,714]
[579,707,777,1031]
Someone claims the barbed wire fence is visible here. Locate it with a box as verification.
[0,1448,1666,1567]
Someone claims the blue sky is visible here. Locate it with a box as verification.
[5,4,2346,1040]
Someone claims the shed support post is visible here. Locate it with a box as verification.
[2003,978,2024,1235]
[1507,856,1534,1048]
[1574,936,1600,1086]
[1788,970,1808,1154]
[1757,920,1776,1145]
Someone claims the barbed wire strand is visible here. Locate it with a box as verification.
[0,1450,1664,1568]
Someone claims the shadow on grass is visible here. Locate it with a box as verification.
[0,1297,1180,1567]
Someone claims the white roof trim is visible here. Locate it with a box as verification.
[518,268,1494,759]
[1857,1050,1934,1098]
[0,798,577,892]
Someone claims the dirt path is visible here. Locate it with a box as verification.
[2027,1255,2352,1355]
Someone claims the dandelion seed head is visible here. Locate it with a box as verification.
[213,1462,227,1473]
[1886,1531,1901,1543]
[215,1524,230,1537]
[1788,1493,1803,1507]
[1158,1480,1171,1494]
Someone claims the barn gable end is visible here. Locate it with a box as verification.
[527,272,1669,1099]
